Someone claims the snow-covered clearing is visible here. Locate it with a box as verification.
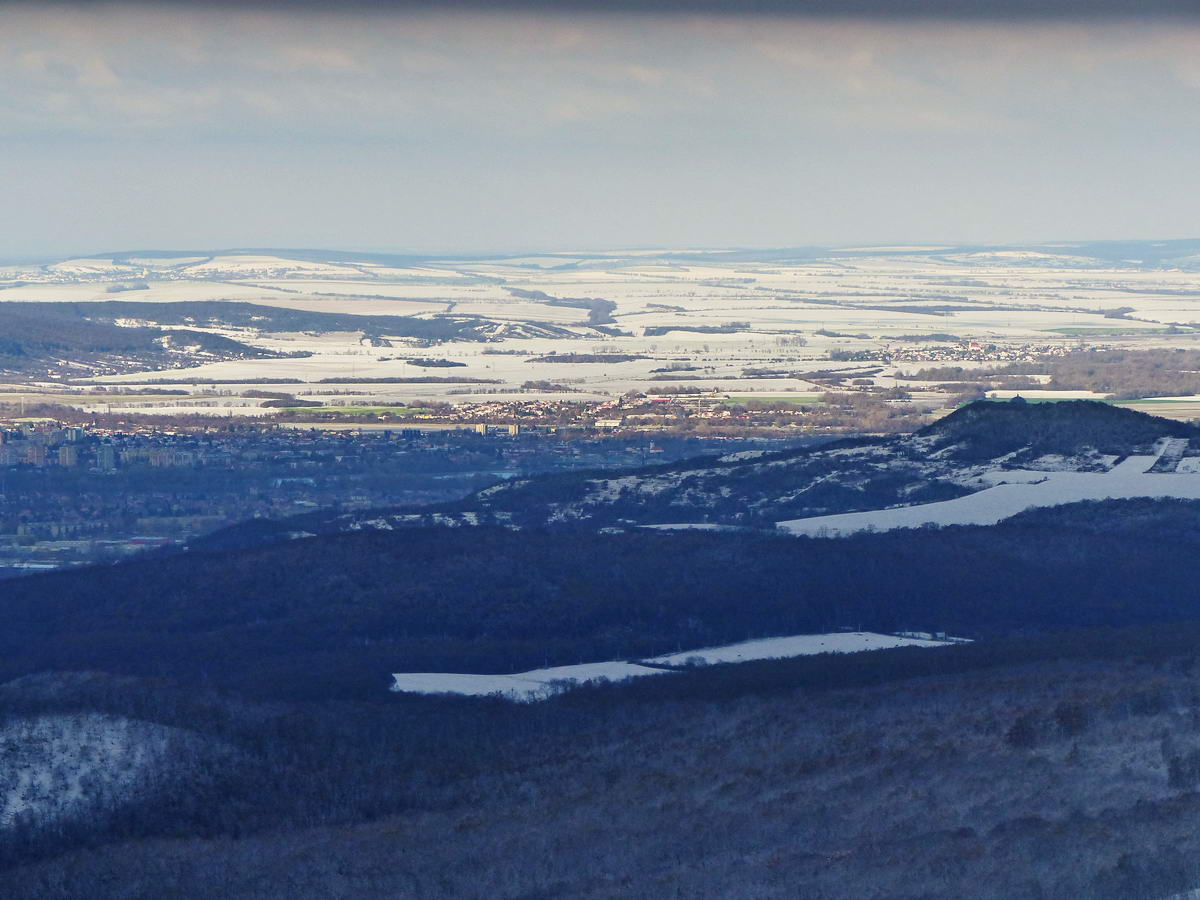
[778,440,1200,537]
[390,631,958,702]
[390,662,669,702]
[13,247,1200,407]
[645,632,951,666]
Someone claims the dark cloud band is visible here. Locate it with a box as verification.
[49,0,1200,19]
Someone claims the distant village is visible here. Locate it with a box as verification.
[830,340,1078,365]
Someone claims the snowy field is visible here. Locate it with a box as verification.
[390,662,671,702]
[390,631,957,702]
[778,439,1200,537]
[7,247,1200,408]
[645,632,950,665]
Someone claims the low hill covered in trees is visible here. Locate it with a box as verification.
[0,300,587,378]
[9,624,1200,898]
[0,303,295,378]
[189,400,1200,541]
[916,396,1198,459]
[8,498,1200,701]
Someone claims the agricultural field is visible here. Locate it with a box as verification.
[4,243,1200,421]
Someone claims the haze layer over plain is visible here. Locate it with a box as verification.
[2,4,1199,256]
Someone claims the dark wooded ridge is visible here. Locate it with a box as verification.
[3,497,1200,702]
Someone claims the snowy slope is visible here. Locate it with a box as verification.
[0,713,221,831]
[361,404,1194,528]
[192,401,1200,551]
[778,439,1200,537]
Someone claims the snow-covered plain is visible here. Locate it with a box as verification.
[390,631,956,702]
[9,247,1200,411]
[778,440,1200,537]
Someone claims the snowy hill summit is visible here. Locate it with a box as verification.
[194,400,1200,549]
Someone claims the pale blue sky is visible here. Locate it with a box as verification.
[2,3,1199,257]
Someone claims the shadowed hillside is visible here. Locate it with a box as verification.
[188,400,1200,543]
[9,634,1200,898]
[0,303,296,378]
[920,398,1198,459]
[8,499,1200,701]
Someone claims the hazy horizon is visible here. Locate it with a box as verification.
[14,236,1200,267]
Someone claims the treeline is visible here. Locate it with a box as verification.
[404,358,466,368]
[506,288,617,325]
[42,300,506,344]
[528,352,648,363]
[644,322,749,336]
[520,380,581,392]
[0,301,573,368]
[905,348,1200,401]
[315,375,498,384]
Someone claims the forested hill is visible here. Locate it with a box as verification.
[10,494,1200,895]
[0,303,294,378]
[13,625,1200,899]
[12,498,1200,896]
[192,400,1200,550]
[17,300,576,342]
[920,396,1197,459]
[10,497,1200,702]
[0,301,579,378]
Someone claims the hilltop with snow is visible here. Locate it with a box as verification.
[204,400,1200,547]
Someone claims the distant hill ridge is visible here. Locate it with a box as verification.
[51,238,1200,269]
[191,400,1199,551]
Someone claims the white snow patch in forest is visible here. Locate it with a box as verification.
[391,632,957,701]
[390,661,669,702]
[717,449,770,463]
[646,631,951,666]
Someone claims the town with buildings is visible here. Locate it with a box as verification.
[0,417,789,576]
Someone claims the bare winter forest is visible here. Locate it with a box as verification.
[8,645,1200,899]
